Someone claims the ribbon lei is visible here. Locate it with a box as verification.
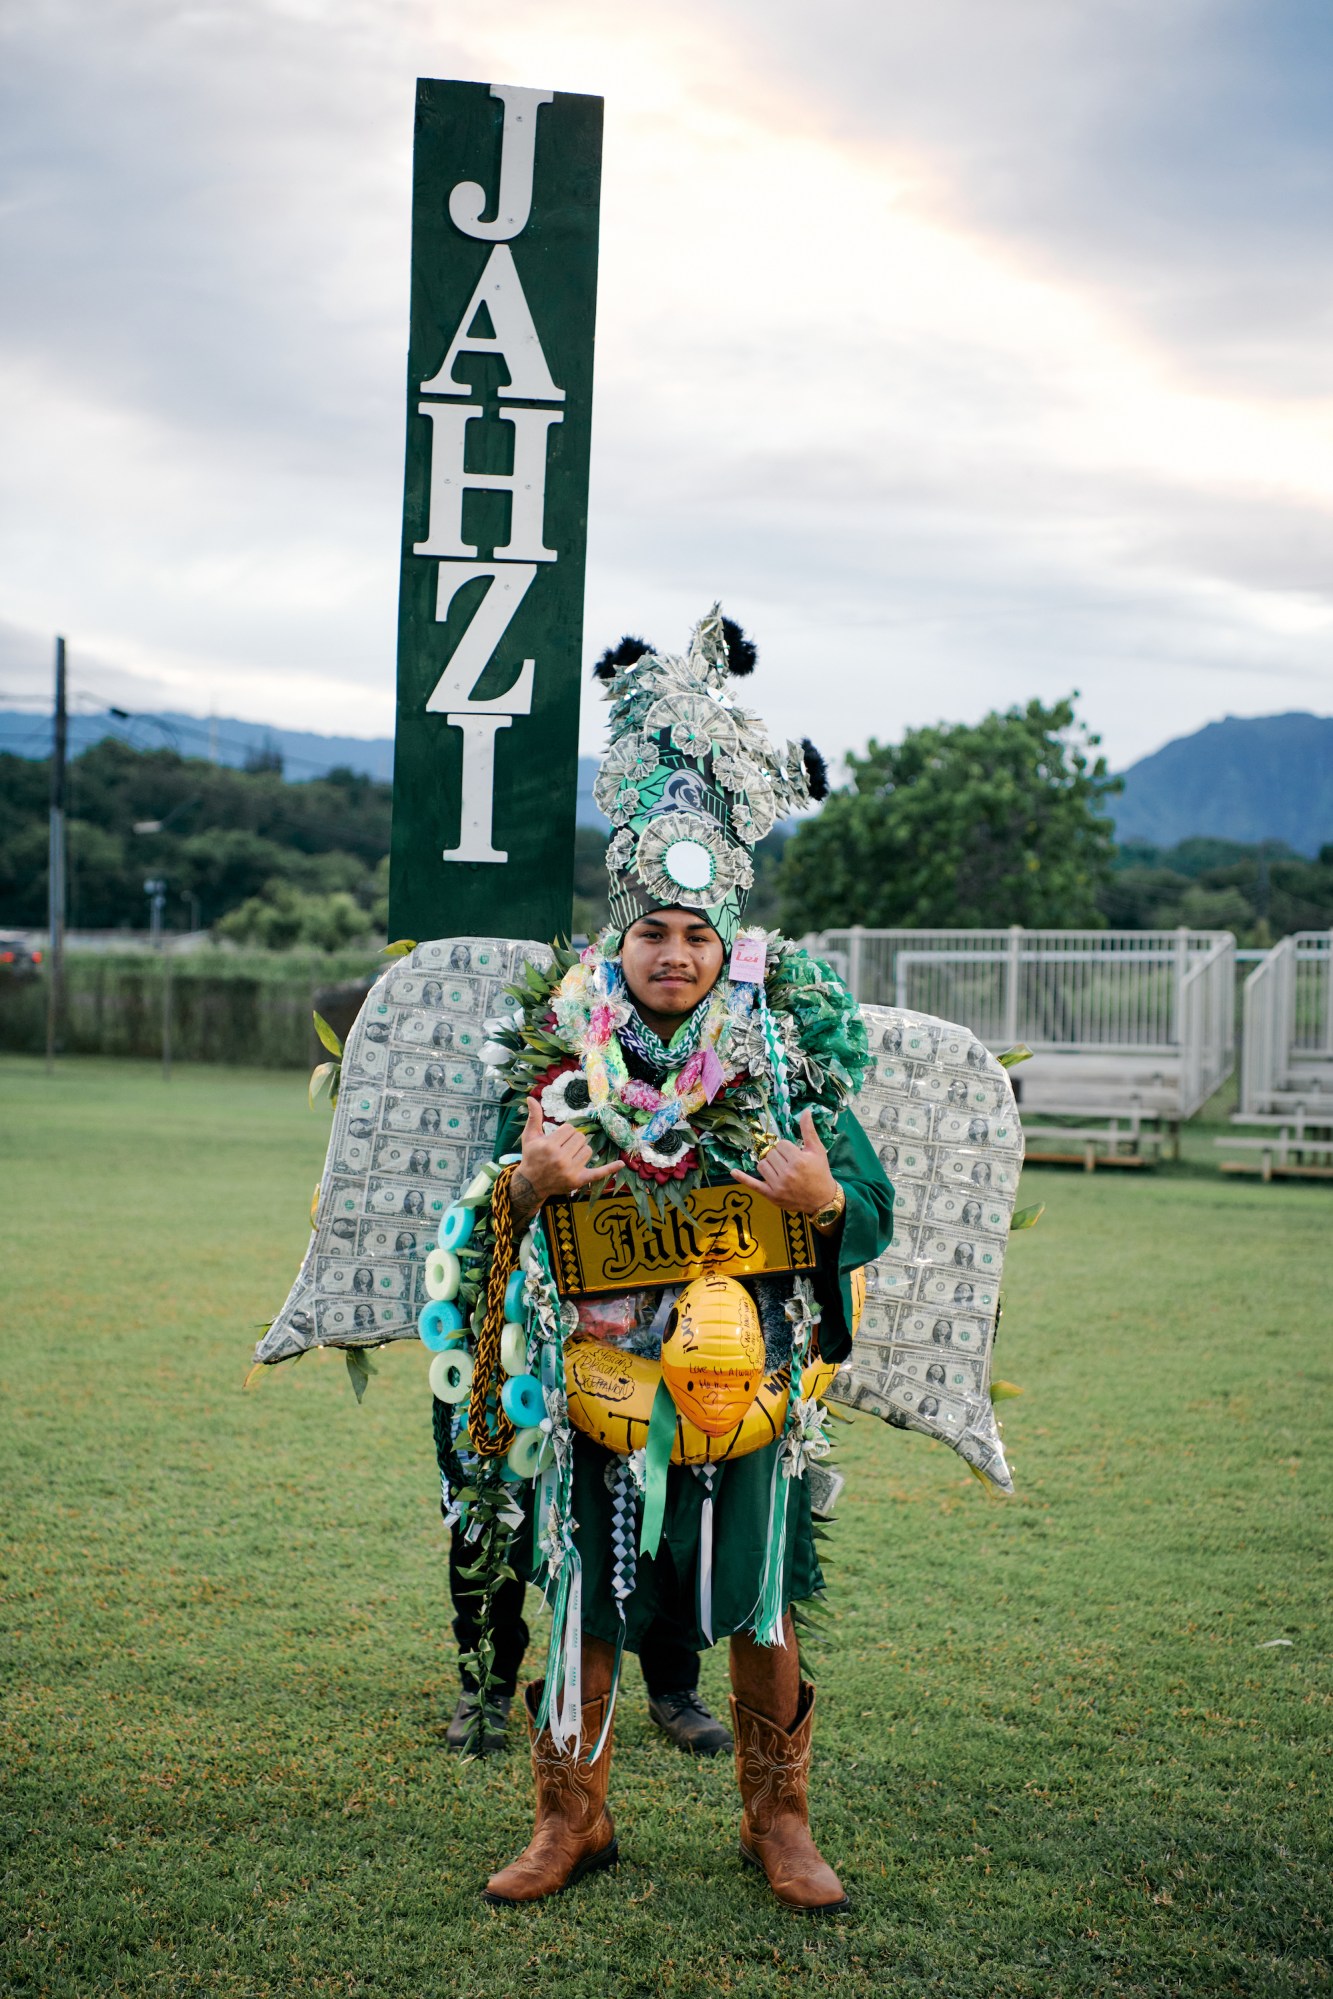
[750,1275,819,1647]
[639,1378,678,1559]
[589,1455,639,1766]
[752,1450,791,1649]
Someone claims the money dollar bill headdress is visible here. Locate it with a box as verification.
[592,604,827,948]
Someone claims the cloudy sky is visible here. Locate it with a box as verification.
[3,0,1332,773]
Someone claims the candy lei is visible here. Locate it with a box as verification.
[551,949,742,1156]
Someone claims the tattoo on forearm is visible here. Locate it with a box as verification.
[509,1169,540,1231]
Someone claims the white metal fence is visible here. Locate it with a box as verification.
[811,926,1236,1118]
[1240,931,1333,1115]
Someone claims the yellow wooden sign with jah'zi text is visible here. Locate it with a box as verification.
[542,1185,816,1297]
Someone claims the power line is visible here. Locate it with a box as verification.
[70,693,388,778]
[2,699,388,779]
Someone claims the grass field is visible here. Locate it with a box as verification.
[2,1055,1329,1998]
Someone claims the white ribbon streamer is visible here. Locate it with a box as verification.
[535,1462,556,1561]
[696,1463,716,1644]
[553,1565,582,1754]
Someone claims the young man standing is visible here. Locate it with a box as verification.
[444,609,894,1912]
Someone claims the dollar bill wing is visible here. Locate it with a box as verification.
[829,1007,1025,1494]
[254,937,550,1366]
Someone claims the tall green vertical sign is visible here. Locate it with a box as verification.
[389,80,603,944]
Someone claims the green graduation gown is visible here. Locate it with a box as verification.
[491,1098,895,1650]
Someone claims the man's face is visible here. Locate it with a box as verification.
[620,909,725,1021]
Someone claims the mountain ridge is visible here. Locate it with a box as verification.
[4,707,1329,853]
[1111,711,1333,855]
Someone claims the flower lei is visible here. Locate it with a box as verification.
[485,928,871,1213]
[552,951,741,1157]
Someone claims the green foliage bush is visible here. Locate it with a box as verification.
[216,882,376,952]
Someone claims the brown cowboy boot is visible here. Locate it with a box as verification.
[730,1680,849,1914]
[482,1682,618,1905]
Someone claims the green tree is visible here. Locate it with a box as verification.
[1099,865,1193,930]
[572,824,611,938]
[1172,884,1255,933]
[215,882,375,952]
[778,697,1118,933]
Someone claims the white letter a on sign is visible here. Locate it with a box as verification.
[419,245,564,403]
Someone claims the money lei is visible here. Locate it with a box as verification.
[518,1206,589,1748]
[751,1275,822,1647]
[756,988,797,1141]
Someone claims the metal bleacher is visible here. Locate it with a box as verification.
[1239,932,1333,1115]
[1220,933,1333,1179]
[811,926,1237,1169]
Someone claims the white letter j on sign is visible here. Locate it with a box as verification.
[448,85,553,241]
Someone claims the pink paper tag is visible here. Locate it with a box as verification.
[729,935,767,983]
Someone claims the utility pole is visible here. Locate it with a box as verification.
[144,878,166,948]
[1255,839,1272,945]
[45,636,67,1073]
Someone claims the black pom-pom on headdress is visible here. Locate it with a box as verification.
[721,617,757,676]
[593,635,654,681]
[800,738,829,801]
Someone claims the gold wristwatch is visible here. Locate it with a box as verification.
[810,1184,846,1232]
